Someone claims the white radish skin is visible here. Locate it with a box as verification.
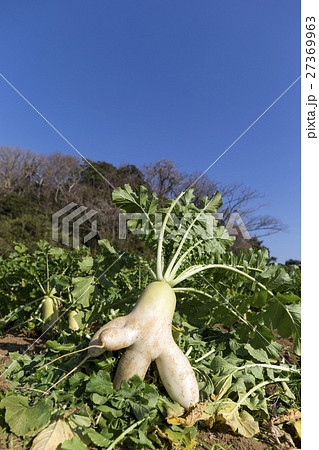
[68,310,80,331]
[155,338,199,409]
[113,348,150,389]
[42,296,58,331]
[99,325,139,352]
[89,281,199,410]
[89,316,129,357]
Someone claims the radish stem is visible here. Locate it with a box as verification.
[106,419,145,450]
[164,210,208,281]
[230,378,289,411]
[39,345,104,369]
[171,264,274,296]
[156,192,185,280]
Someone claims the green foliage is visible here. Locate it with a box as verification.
[0,240,136,334]
[0,193,52,257]
[112,185,235,275]
[0,395,51,436]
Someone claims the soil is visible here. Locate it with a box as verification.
[0,332,47,358]
[197,428,269,449]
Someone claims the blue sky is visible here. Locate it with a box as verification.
[0,1,300,262]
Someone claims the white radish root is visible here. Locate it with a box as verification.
[89,281,199,410]
[42,295,59,331]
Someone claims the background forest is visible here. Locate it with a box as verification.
[0,146,298,266]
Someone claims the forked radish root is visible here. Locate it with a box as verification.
[43,282,199,409]
[89,281,199,410]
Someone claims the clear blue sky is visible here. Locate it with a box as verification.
[0,1,300,263]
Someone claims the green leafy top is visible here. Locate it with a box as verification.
[112,185,234,284]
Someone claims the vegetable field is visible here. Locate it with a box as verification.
[0,186,301,449]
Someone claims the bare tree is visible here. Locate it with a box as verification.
[143,159,186,204]
[142,159,285,246]
[39,153,82,202]
[0,146,41,195]
[219,183,285,238]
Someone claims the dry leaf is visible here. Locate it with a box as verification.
[151,425,180,450]
[205,399,259,438]
[263,420,296,448]
[152,425,176,443]
[273,408,301,425]
[167,401,209,427]
[217,406,259,438]
[30,419,74,450]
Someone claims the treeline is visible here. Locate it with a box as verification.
[0,146,283,257]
